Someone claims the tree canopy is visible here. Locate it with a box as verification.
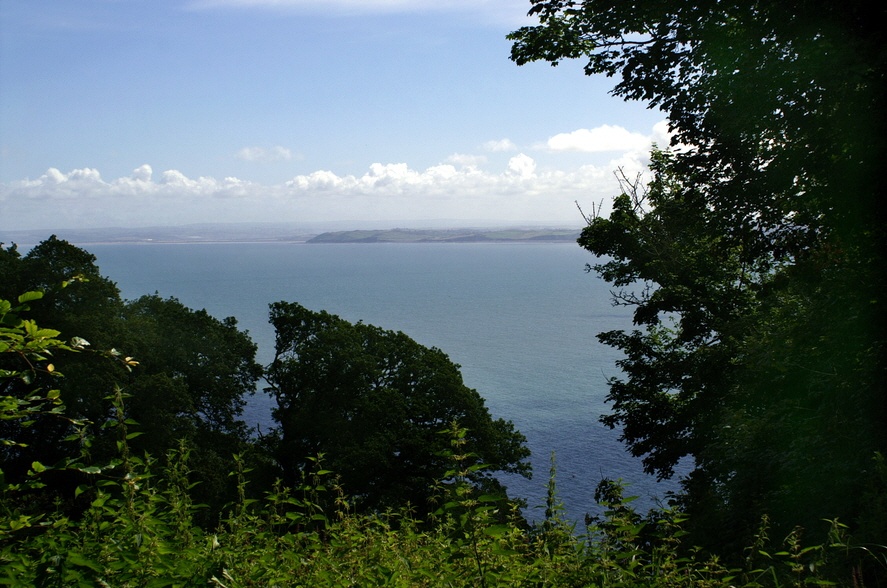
[264,301,531,513]
[2,237,531,523]
[0,287,874,588]
[510,0,885,249]
[510,0,886,550]
[0,238,262,521]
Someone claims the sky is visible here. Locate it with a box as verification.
[0,0,668,231]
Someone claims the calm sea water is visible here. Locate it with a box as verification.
[87,242,682,522]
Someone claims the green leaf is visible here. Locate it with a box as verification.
[17,291,44,304]
[66,552,102,573]
[483,524,511,538]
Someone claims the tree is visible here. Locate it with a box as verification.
[0,238,263,522]
[1,289,88,536]
[118,294,263,516]
[264,301,531,513]
[120,294,260,446]
[0,238,125,487]
[0,236,124,351]
[510,0,886,553]
[510,1,885,253]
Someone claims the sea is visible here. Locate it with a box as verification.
[84,241,684,524]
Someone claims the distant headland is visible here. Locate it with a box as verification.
[307,228,581,243]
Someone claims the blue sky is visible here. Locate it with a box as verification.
[0,0,667,231]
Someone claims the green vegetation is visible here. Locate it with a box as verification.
[2,238,884,584]
[1,298,878,586]
[0,237,530,523]
[0,237,263,524]
[511,0,886,562]
[265,301,530,515]
[2,0,885,583]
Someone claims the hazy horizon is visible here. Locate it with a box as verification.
[0,1,667,231]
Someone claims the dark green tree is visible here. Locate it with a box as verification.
[0,238,263,522]
[0,236,124,351]
[510,0,886,554]
[0,238,125,484]
[265,301,531,514]
[118,294,263,516]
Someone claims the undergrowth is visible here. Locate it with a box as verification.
[2,413,882,586]
[2,292,885,586]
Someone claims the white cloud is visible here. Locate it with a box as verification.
[0,152,651,230]
[43,168,67,185]
[236,146,295,162]
[506,153,535,178]
[546,124,653,153]
[446,153,486,168]
[131,164,153,182]
[483,138,518,152]
[651,120,672,147]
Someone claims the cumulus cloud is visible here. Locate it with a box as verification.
[131,164,153,182]
[236,146,295,162]
[506,153,536,178]
[651,120,672,147]
[546,124,654,153]
[483,138,518,152]
[0,151,650,230]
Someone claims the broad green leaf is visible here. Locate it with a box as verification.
[482,524,510,538]
[66,552,102,573]
[17,291,44,304]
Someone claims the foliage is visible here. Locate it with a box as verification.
[0,289,135,542]
[1,288,76,509]
[2,282,884,587]
[0,236,123,346]
[510,0,885,250]
[0,238,263,525]
[118,294,263,521]
[264,301,531,514]
[3,399,877,587]
[509,0,887,554]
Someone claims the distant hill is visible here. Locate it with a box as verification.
[307,228,581,243]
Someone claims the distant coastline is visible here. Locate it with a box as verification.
[307,228,581,244]
[0,224,582,246]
